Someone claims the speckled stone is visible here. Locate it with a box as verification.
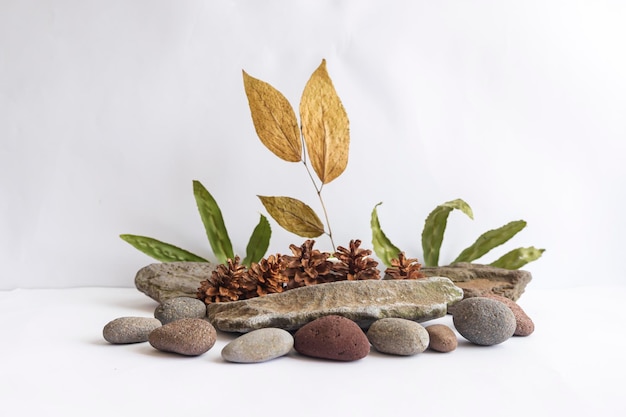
[222,328,294,363]
[425,324,458,352]
[148,318,216,356]
[294,315,370,361]
[481,293,535,336]
[452,297,516,346]
[154,297,207,324]
[103,317,162,344]
[367,318,429,356]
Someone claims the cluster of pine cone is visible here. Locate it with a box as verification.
[197,239,425,304]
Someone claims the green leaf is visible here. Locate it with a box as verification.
[193,180,234,264]
[120,234,208,262]
[454,220,527,263]
[258,195,325,238]
[490,246,545,269]
[422,199,474,267]
[370,202,402,267]
[242,214,271,267]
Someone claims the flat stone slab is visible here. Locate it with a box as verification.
[421,262,532,301]
[207,277,463,333]
[135,262,215,303]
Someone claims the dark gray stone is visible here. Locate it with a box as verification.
[154,297,207,324]
[135,262,215,303]
[207,277,463,333]
[452,297,516,346]
[421,262,532,301]
[103,317,162,344]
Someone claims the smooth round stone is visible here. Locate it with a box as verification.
[367,318,429,356]
[425,324,457,352]
[222,328,294,363]
[103,317,162,344]
[481,294,535,336]
[294,315,370,361]
[154,297,207,325]
[452,297,516,346]
[149,318,217,356]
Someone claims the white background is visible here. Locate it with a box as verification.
[1,0,625,290]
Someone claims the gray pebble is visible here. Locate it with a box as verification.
[452,297,516,346]
[154,297,207,324]
[103,317,162,344]
[222,328,294,363]
[149,318,216,356]
[367,318,429,356]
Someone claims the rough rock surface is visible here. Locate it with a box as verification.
[207,277,463,333]
[221,328,294,363]
[452,297,516,346]
[425,324,458,352]
[148,318,217,356]
[367,318,429,356]
[294,315,370,361]
[103,317,162,344]
[421,262,532,301]
[135,262,215,303]
[154,297,207,324]
[481,293,535,336]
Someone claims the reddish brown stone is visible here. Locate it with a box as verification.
[294,315,370,361]
[482,294,535,336]
[425,324,458,353]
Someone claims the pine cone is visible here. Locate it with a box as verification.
[197,256,256,303]
[281,240,334,289]
[248,254,288,296]
[384,252,425,280]
[333,239,380,281]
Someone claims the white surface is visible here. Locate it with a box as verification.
[1,286,624,416]
[2,1,626,289]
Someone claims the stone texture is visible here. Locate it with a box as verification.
[207,277,463,333]
[481,293,535,336]
[135,262,215,303]
[425,324,458,352]
[103,317,162,344]
[367,318,429,356]
[294,315,370,361]
[221,328,294,363]
[421,262,532,301]
[154,297,207,324]
[452,297,516,346]
[148,318,217,356]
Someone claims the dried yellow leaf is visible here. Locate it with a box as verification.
[300,59,350,184]
[258,195,325,238]
[242,70,302,162]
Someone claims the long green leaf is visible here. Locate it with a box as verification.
[242,214,271,267]
[192,180,234,264]
[421,199,474,267]
[258,195,325,238]
[490,246,545,269]
[119,234,208,262]
[370,202,402,267]
[454,220,527,263]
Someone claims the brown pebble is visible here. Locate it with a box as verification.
[425,324,458,352]
[148,318,216,356]
[482,294,535,336]
[294,315,370,361]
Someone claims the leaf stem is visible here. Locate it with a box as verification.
[301,153,336,252]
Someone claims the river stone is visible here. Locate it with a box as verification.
[481,293,535,336]
[425,324,458,352]
[148,318,217,356]
[135,262,215,303]
[222,328,294,363]
[294,315,370,361]
[103,317,162,344]
[207,277,463,333]
[367,318,429,356]
[421,262,532,301]
[154,297,207,324]
[452,297,516,346]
